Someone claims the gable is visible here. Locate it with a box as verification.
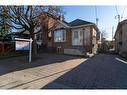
[55,21,69,29]
[55,23,66,29]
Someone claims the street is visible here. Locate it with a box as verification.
[44,54,127,89]
[0,54,127,89]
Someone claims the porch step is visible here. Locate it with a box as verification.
[86,53,94,57]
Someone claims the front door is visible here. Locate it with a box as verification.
[72,30,83,46]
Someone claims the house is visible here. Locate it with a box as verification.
[5,13,99,56]
[114,19,127,57]
[5,31,30,41]
[40,14,100,56]
[5,29,43,49]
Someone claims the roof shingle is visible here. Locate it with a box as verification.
[68,19,94,27]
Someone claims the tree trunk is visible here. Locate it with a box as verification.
[31,31,37,56]
[42,26,48,48]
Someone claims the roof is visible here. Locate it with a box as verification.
[68,19,94,27]
[63,20,69,25]
[120,19,127,23]
[114,19,127,38]
[56,19,100,37]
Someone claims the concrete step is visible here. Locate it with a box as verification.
[64,48,86,56]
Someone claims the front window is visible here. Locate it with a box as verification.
[74,31,79,39]
[72,30,83,46]
[54,30,66,42]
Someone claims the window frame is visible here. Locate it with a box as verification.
[54,29,66,42]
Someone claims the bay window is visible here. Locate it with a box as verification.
[54,30,66,42]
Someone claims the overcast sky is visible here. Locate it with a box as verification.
[63,6,127,40]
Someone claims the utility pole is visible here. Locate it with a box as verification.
[96,18,99,26]
[112,26,114,41]
[115,6,124,23]
[95,6,100,41]
[95,6,99,26]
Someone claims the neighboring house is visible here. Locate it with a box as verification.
[114,19,127,57]
[41,17,100,55]
[6,29,42,48]
[5,31,30,41]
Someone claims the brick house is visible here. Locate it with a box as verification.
[40,15,99,56]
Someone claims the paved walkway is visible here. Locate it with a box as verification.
[0,54,86,89]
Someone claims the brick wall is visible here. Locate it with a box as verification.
[51,26,97,53]
[52,28,72,53]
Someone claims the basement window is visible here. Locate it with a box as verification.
[54,30,66,42]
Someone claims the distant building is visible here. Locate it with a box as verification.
[114,19,127,57]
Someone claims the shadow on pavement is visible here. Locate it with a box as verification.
[0,53,80,76]
[43,54,127,89]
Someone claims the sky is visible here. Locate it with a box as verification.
[62,6,127,40]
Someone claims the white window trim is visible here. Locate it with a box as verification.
[72,29,83,46]
[54,29,66,42]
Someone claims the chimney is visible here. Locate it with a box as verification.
[59,15,64,21]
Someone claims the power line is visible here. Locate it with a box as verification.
[115,6,119,15]
[121,6,126,19]
[115,6,126,23]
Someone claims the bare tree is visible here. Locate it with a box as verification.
[101,30,108,39]
[1,6,63,55]
[0,6,11,40]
